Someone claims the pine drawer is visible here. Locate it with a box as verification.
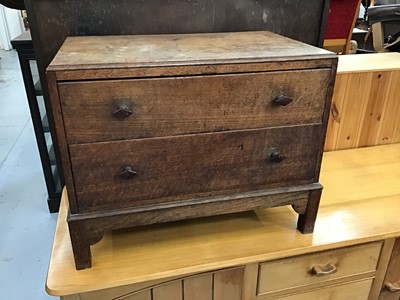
[258,242,382,296]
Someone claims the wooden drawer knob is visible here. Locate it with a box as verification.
[385,280,400,293]
[311,262,338,277]
[269,148,284,163]
[272,95,293,106]
[113,103,133,119]
[118,165,138,179]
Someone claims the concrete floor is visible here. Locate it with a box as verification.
[0,49,57,299]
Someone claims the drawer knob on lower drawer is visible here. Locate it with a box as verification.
[311,262,338,277]
[269,148,284,163]
[118,165,138,179]
[385,280,400,293]
[112,104,133,119]
[272,95,293,106]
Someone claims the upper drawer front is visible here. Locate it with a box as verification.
[258,242,382,296]
[69,124,321,211]
[59,69,331,144]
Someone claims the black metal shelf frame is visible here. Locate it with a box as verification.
[11,30,61,212]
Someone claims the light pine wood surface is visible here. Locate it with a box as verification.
[47,144,400,297]
[336,53,400,74]
[325,53,400,151]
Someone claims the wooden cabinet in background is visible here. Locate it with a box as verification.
[324,53,400,151]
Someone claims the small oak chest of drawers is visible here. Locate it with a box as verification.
[47,31,337,269]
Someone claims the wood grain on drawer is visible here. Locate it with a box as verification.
[258,243,382,295]
[59,69,330,144]
[261,278,373,300]
[69,124,321,211]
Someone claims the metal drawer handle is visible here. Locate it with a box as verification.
[269,148,284,163]
[118,165,138,179]
[311,262,338,277]
[385,280,400,293]
[272,95,293,106]
[112,103,133,119]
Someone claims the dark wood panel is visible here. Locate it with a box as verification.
[69,125,321,211]
[59,70,330,144]
[27,0,330,71]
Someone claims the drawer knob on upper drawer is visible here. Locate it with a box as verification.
[118,165,138,179]
[112,102,133,119]
[385,280,400,293]
[272,95,293,106]
[269,148,284,163]
[311,262,338,277]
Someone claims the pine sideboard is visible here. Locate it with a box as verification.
[46,144,400,300]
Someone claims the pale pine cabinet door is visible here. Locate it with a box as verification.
[73,267,244,300]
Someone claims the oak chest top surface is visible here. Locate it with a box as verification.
[48,31,334,71]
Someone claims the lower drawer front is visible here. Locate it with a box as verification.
[258,242,382,295]
[69,124,321,212]
[262,278,373,300]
